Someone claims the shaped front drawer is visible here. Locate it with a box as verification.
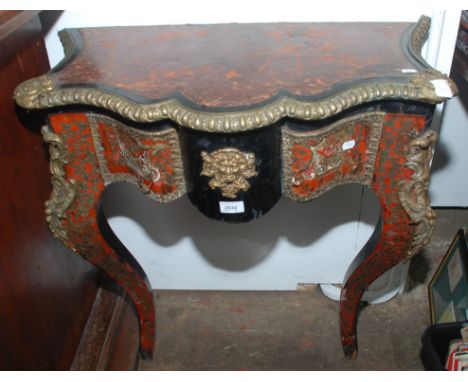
[88,114,186,202]
[282,112,385,201]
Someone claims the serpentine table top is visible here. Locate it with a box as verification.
[16,16,455,131]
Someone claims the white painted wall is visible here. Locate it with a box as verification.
[424,10,468,207]
[431,95,468,207]
[39,7,460,293]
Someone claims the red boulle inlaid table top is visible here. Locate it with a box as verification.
[14,16,456,361]
[46,23,420,107]
[16,16,455,131]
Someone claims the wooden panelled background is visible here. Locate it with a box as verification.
[0,11,101,370]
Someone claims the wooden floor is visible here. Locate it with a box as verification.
[109,209,466,370]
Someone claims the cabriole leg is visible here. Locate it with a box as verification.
[339,120,437,359]
[42,114,155,358]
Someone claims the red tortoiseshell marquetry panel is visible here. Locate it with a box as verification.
[283,112,384,201]
[88,114,186,202]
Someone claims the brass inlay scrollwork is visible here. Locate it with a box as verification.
[41,125,77,242]
[201,148,257,199]
[88,114,186,203]
[283,112,385,201]
[398,130,438,257]
[114,134,162,185]
[291,133,345,186]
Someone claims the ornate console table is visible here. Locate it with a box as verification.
[15,16,456,360]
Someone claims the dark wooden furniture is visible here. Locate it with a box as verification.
[14,16,456,360]
[0,10,137,371]
[0,11,101,370]
[451,10,468,88]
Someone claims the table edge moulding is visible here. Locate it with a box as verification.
[14,15,457,360]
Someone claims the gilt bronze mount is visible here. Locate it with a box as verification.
[201,148,257,199]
